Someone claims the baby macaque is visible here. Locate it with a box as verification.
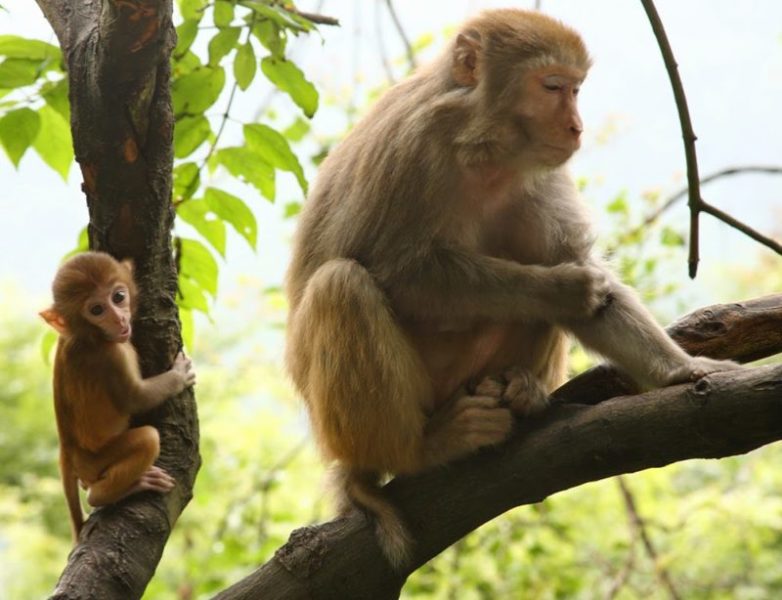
[285,9,739,566]
[41,251,195,540]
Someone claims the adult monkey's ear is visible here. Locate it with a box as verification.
[452,29,482,87]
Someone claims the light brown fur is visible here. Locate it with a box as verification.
[285,9,738,567]
[41,252,195,541]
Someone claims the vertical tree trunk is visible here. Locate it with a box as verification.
[35,1,199,597]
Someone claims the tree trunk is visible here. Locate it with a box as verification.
[35,1,200,598]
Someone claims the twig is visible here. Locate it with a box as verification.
[639,0,703,279]
[617,477,682,600]
[701,199,782,254]
[606,543,637,600]
[384,0,417,71]
[637,166,782,230]
[288,8,340,27]
[375,0,396,85]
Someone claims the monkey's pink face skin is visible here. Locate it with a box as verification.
[82,283,133,343]
[515,65,586,165]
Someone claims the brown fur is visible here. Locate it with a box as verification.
[285,9,738,568]
[41,252,195,541]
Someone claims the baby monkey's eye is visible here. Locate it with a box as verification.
[89,304,105,316]
[112,290,127,305]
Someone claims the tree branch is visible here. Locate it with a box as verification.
[214,295,782,599]
[636,166,782,232]
[640,1,782,274]
[639,0,703,278]
[552,293,782,406]
[700,200,782,255]
[384,0,416,72]
[617,477,681,600]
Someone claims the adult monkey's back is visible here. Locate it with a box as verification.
[285,8,738,568]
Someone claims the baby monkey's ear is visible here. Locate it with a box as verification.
[40,308,69,336]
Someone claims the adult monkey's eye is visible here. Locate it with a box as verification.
[543,83,561,91]
[89,304,104,316]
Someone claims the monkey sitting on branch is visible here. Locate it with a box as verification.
[40,251,196,541]
[285,8,739,567]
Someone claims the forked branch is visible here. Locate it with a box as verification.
[639,0,782,276]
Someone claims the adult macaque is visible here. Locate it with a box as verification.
[41,251,196,541]
[285,9,738,566]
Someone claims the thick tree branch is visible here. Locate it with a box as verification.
[38,1,200,598]
[214,295,782,599]
[216,362,782,599]
[553,293,782,405]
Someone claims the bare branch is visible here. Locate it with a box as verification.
[639,0,704,278]
[617,477,682,600]
[700,199,782,256]
[637,166,782,231]
[384,0,416,72]
[288,8,340,27]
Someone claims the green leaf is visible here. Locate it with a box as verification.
[607,192,628,214]
[252,20,286,57]
[175,19,199,57]
[284,201,301,218]
[41,79,69,121]
[174,161,201,201]
[260,56,318,118]
[283,117,309,142]
[234,41,256,91]
[241,2,310,31]
[174,115,212,158]
[32,104,73,180]
[216,146,275,200]
[179,238,219,297]
[173,50,202,78]
[244,123,307,194]
[0,107,40,166]
[0,35,60,61]
[213,0,235,27]
[208,27,240,66]
[177,198,227,257]
[177,0,207,21]
[177,275,210,313]
[172,66,225,115]
[179,307,195,352]
[205,187,257,249]
[0,58,41,88]
[660,226,685,247]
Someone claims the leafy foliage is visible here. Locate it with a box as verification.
[169,0,318,345]
[0,2,320,347]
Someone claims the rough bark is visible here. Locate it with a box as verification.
[215,297,782,600]
[35,1,200,598]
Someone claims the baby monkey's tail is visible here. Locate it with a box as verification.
[60,451,84,542]
[331,465,412,569]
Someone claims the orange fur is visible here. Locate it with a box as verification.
[42,252,195,541]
